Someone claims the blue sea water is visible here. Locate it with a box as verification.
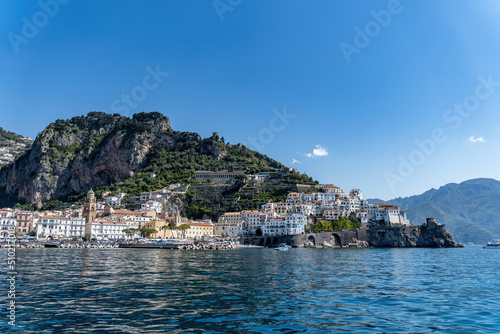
[1,247,499,333]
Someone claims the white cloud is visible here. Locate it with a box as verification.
[305,145,328,158]
[291,159,301,164]
[468,136,485,144]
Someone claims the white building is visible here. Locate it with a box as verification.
[87,221,129,240]
[105,193,126,207]
[316,192,337,203]
[0,208,15,218]
[131,215,154,228]
[241,210,265,235]
[285,214,307,235]
[0,218,17,238]
[302,193,317,203]
[261,214,307,236]
[36,216,86,239]
[141,200,163,213]
[366,204,410,226]
[296,204,313,216]
[262,218,286,236]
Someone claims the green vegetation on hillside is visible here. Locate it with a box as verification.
[0,112,321,218]
[309,215,362,232]
[0,127,27,142]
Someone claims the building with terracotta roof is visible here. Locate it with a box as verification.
[365,204,410,227]
[185,221,214,239]
[322,184,344,195]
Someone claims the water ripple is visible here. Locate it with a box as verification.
[0,247,499,333]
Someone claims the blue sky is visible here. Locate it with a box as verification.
[2,0,500,200]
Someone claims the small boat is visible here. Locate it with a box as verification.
[483,242,500,249]
[275,243,291,251]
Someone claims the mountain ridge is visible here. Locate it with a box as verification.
[369,178,500,244]
[0,112,311,212]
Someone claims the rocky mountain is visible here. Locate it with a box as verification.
[0,112,299,208]
[0,127,33,167]
[369,178,500,244]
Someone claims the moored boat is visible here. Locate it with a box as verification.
[275,243,291,251]
[483,242,500,249]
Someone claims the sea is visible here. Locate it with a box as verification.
[1,246,499,333]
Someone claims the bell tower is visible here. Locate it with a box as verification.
[83,189,97,224]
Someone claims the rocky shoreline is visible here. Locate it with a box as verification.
[0,243,121,249]
[0,243,45,248]
[0,241,236,250]
[179,243,237,250]
[0,219,461,250]
[295,218,462,249]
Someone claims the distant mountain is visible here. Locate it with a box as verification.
[0,127,33,167]
[369,178,500,244]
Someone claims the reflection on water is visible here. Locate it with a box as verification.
[1,247,499,333]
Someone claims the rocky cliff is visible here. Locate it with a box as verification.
[289,218,461,248]
[0,112,170,205]
[366,218,461,248]
[0,112,286,207]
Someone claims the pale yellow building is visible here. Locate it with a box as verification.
[144,219,171,238]
[185,221,214,239]
[144,217,193,238]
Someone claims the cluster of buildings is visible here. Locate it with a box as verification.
[0,209,36,238]
[99,183,187,212]
[274,185,410,227]
[215,211,307,237]
[0,138,32,167]
[0,180,410,241]
[1,189,215,241]
[215,184,410,237]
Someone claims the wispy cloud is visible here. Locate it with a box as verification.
[291,159,301,164]
[305,145,328,158]
[468,136,485,144]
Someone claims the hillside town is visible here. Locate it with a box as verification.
[0,137,33,167]
[0,170,410,242]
